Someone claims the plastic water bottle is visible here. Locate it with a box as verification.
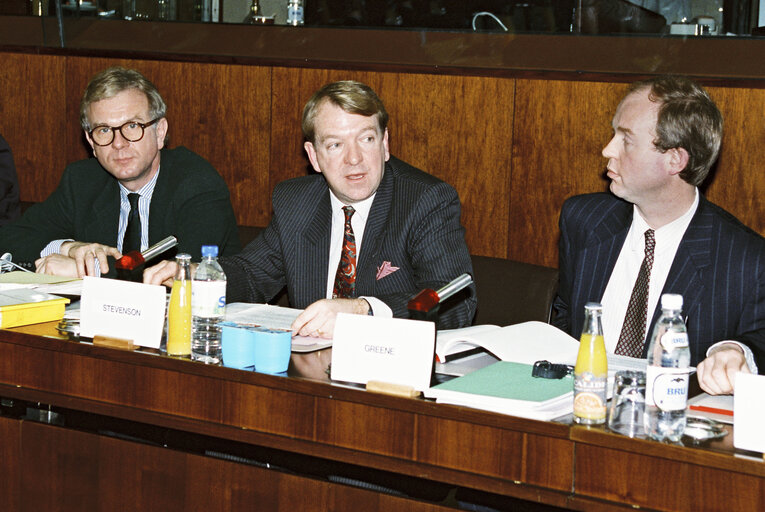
[644,293,691,442]
[191,245,226,364]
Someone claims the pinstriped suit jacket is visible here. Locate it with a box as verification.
[552,193,765,370]
[221,156,477,330]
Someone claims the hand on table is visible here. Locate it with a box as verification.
[696,343,750,395]
[59,241,121,277]
[291,298,370,339]
[143,259,182,288]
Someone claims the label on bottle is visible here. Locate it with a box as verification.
[191,281,226,318]
[287,4,304,24]
[574,372,607,421]
[645,365,689,411]
[660,331,689,351]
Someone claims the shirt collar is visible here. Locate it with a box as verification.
[329,189,376,224]
[118,165,161,200]
[629,187,699,253]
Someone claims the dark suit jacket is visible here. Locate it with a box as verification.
[0,135,21,226]
[221,156,476,330]
[0,146,240,273]
[553,193,765,371]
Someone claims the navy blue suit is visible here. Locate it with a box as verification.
[221,156,476,330]
[553,193,765,371]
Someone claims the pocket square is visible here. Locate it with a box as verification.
[376,261,399,280]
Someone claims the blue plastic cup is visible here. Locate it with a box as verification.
[221,324,257,369]
[253,328,292,374]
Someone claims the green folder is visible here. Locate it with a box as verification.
[431,361,573,402]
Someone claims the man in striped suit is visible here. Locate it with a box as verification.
[146,81,476,338]
[552,76,764,395]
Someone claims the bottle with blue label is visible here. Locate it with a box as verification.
[191,245,227,364]
[644,293,691,442]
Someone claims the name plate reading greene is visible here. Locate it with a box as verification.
[331,313,435,391]
[80,276,167,349]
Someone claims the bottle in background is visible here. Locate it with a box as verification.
[167,253,192,357]
[191,245,226,364]
[287,0,304,25]
[644,293,691,442]
[574,302,608,425]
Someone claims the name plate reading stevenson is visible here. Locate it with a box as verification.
[80,276,167,349]
[331,313,435,391]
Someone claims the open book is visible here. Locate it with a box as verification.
[436,321,648,373]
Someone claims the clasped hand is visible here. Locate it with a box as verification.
[35,241,122,277]
[696,343,750,395]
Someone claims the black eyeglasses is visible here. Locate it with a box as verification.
[89,118,160,146]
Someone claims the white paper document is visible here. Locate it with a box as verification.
[224,302,330,352]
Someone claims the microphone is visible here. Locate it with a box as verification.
[0,253,34,273]
[115,236,178,271]
[407,273,473,320]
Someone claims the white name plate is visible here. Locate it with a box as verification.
[80,276,167,349]
[331,313,435,391]
[734,372,765,454]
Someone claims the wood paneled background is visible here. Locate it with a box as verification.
[1,51,762,268]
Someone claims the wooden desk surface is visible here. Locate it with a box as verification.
[0,322,763,511]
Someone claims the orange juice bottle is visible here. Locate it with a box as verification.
[573,302,608,424]
[167,254,192,357]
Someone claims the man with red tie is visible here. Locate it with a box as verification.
[146,80,476,337]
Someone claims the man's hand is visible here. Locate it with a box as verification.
[61,241,121,277]
[696,343,750,395]
[291,298,370,339]
[35,254,79,277]
[143,259,180,288]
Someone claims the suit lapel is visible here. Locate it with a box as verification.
[648,197,713,338]
[586,201,632,302]
[87,179,121,246]
[301,186,332,301]
[356,162,394,295]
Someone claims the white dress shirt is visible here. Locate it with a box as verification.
[326,191,392,317]
[601,188,756,371]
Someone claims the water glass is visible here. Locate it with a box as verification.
[608,370,646,437]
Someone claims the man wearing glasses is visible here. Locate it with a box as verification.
[0,67,239,277]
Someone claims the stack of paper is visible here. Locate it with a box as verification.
[426,361,574,421]
[0,288,70,328]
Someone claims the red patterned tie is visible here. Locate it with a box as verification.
[615,229,656,357]
[332,206,356,299]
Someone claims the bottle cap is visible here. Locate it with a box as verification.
[201,245,219,258]
[584,302,603,311]
[661,293,683,310]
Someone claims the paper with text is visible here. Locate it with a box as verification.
[80,276,166,348]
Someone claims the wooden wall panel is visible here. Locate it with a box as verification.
[62,56,273,226]
[706,86,765,236]
[270,67,515,258]
[0,416,20,512]
[510,80,627,267]
[0,52,67,202]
